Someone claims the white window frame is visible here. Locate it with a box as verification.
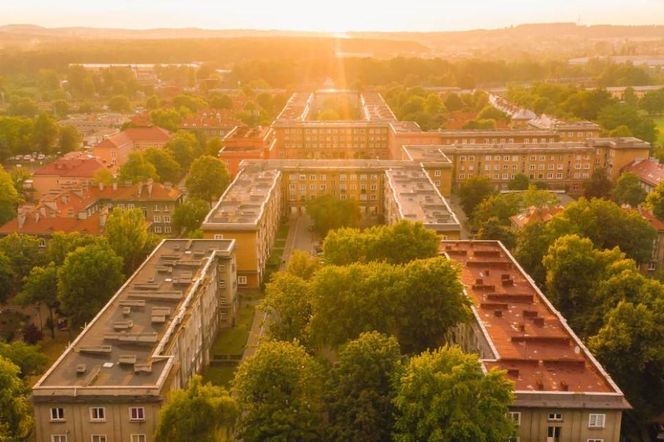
[90,435,107,442]
[51,435,68,442]
[50,407,65,422]
[129,407,145,422]
[89,407,106,422]
[588,413,606,428]
[509,411,521,426]
[587,439,604,442]
[131,435,147,442]
[238,275,248,286]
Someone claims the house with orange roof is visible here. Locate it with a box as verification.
[510,205,564,230]
[218,126,276,175]
[32,154,106,198]
[93,127,171,169]
[622,158,664,193]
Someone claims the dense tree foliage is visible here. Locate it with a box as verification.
[323,220,439,265]
[104,208,153,274]
[393,346,515,442]
[0,167,20,226]
[646,181,664,222]
[305,195,361,235]
[185,155,230,202]
[284,250,320,280]
[325,332,402,442]
[457,176,495,216]
[118,152,158,184]
[261,272,312,344]
[0,233,44,289]
[0,340,47,378]
[57,243,124,328]
[233,341,325,442]
[155,376,238,442]
[0,356,33,441]
[583,169,613,199]
[613,172,647,207]
[144,148,182,183]
[172,197,210,235]
[16,262,59,337]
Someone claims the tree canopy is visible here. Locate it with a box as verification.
[185,155,230,202]
[305,195,361,235]
[613,171,647,207]
[0,356,33,441]
[392,345,514,442]
[104,208,152,274]
[456,175,495,216]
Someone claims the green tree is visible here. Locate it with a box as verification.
[16,262,59,338]
[118,152,157,184]
[166,130,199,169]
[326,332,402,442]
[0,252,13,303]
[205,137,224,157]
[145,95,160,110]
[57,243,124,328]
[144,148,182,183]
[395,257,470,353]
[0,233,43,288]
[233,340,325,442]
[150,108,183,132]
[32,113,59,154]
[613,172,647,207]
[507,173,530,190]
[108,95,131,112]
[58,125,82,153]
[0,340,47,378]
[597,102,656,143]
[172,198,210,235]
[155,375,238,442]
[646,181,664,222]
[285,250,320,280]
[0,356,33,441]
[393,346,514,442]
[0,167,20,226]
[46,231,101,265]
[583,169,613,199]
[8,97,39,118]
[185,155,230,202]
[261,272,311,343]
[104,208,151,274]
[475,216,517,249]
[457,175,495,216]
[543,235,628,335]
[306,195,361,235]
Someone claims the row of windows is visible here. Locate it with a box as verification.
[153,215,172,223]
[443,137,557,145]
[457,172,589,181]
[288,193,379,201]
[288,174,380,181]
[283,128,388,135]
[154,225,172,234]
[458,154,592,162]
[508,411,606,428]
[50,406,144,423]
[288,183,379,191]
[51,435,145,442]
[282,143,387,149]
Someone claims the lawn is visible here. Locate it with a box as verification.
[212,303,256,355]
[202,365,237,388]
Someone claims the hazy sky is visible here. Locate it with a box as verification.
[4,0,664,32]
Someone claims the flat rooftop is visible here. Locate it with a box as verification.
[385,168,460,232]
[436,129,558,138]
[442,240,624,396]
[402,145,453,165]
[33,239,235,394]
[203,167,281,228]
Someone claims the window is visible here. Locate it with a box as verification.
[51,436,67,442]
[90,407,105,422]
[91,436,107,442]
[163,215,171,223]
[588,413,606,428]
[237,275,247,286]
[153,215,162,223]
[547,426,561,442]
[131,436,147,442]
[213,234,224,240]
[154,226,162,234]
[39,238,47,248]
[50,407,65,422]
[588,439,604,442]
[129,407,145,422]
[509,411,521,426]
[548,412,563,421]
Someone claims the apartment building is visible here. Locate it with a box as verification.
[443,240,629,442]
[201,168,283,289]
[93,127,171,170]
[622,157,664,193]
[218,126,276,176]
[32,154,107,198]
[32,239,238,442]
[399,137,650,194]
[202,159,461,288]
[271,90,395,160]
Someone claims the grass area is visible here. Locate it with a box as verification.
[25,334,71,386]
[655,117,664,144]
[202,365,237,388]
[212,303,256,355]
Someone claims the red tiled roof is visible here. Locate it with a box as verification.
[623,158,664,187]
[442,240,621,394]
[510,205,563,229]
[34,156,105,178]
[639,209,664,232]
[89,182,183,201]
[95,127,171,149]
[0,212,103,236]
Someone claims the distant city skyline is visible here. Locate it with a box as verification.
[4,0,664,32]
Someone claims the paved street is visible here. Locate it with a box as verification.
[447,195,472,239]
[242,215,317,360]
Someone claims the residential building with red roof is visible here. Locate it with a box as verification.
[637,209,664,274]
[510,205,564,230]
[622,158,664,193]
[32,153,106,198]
[443,240,629,442]
[218,126,276,175]
[0,181,184,243]
[93,127,171,170]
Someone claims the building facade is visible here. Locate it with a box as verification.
[32,239,238,442]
